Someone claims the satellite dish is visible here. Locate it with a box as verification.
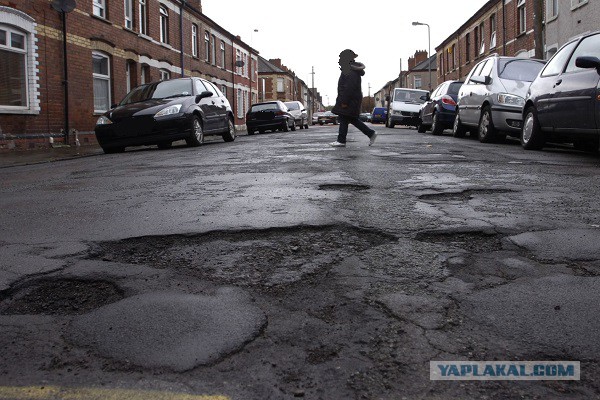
[51,0,77,13]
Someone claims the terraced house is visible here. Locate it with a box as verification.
[0,0,258,149]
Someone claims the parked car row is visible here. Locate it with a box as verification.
[417,30,600,153]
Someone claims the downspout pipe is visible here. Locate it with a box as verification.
[62,11,69,144]
[179,0,186,77]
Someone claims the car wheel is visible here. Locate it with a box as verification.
[319,122,324,125]
[431,112,444,135]
[248,129,255,135]
[387,116,395,129]
[299,118,304,129]
[258,128,265,134]
[282,120,289,132]
[452,113,466,138]
[102,146,125,154]
[304,122,309,129]
[521,107,545,150]
[157,141,172,150]
[290,120,296,131]
[222,118,236,142]
[478,106,497,143]
[417,119,427,133]
[186,115,204,147]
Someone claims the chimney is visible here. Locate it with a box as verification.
[414,50,428,66]
[269,58,284,69]
[408,56,415,70]
[187,0,202,12]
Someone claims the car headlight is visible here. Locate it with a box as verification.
[154,104,182,117]
[96,116,112,125]
[497,93,525,107]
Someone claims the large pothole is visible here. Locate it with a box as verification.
[0,279,124,316]
[415,229,503,253]
[318,183,371,191]
[88,225,396,288]
[418,188,515,202]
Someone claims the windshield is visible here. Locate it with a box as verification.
[394,89,428,103]
[498,59,545,82]
[448,82,463,95]
[250,103,279,112]
[284,102,300,110]
[120,79,194,105]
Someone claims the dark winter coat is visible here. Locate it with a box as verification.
[331,62,365,118]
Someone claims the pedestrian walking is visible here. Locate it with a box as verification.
[330,49,377,147]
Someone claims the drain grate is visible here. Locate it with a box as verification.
[0,279,124,316]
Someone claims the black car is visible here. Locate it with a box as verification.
[318,111,339,125]
[418,80,463,135]
[94,77,235,153]
[246,101,296,134]
[522,31,600,151]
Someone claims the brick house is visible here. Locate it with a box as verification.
[544,0,599,59]
[404,51,437,91]
[436,0,540,82]
[0,0,258,150]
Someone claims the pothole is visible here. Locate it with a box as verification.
[418,188,515,202]
[88,225,396,288]
[318,184,371,191]
[0,279,124,316]
[415,229,503,253]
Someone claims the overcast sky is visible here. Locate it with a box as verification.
[202,0,488,106]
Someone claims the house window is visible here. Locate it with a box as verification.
[235,48,241,74]
[125,62,131,93]
[124,0,133,29]
[93,0,106,18]
[220,41,225,68]
[141,64,149,84]
[517,0,526,34]
[191,24,198,57]
[571,0,588,9]
[92,52,111,113]
[277,77,284,92]
[465,32,471,62]
[205,31,210,62]
[159,69,170,81]
[490,14,496,48]
[237,88,243,118]
[478,22,485,54]
[451,44,457,69]
[548,0,558,18]
[251,58,255,81]
[159,5,168,44]
[414,76,422,89]
[0,25,28,109]
[221,85,226,97]
[138,0,147,34]
[211,34,216,65]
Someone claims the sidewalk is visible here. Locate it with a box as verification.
[0,144,104,168]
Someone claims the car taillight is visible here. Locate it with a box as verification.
[275,111,285,116]
[441,95,457,106]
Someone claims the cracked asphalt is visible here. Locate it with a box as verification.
[0,124,599,399]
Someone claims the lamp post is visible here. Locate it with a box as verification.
[412,21,431,91]
[250,28,258,48]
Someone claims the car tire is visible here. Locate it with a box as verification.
[478,106,497,143]
[222,118,236,142]
[102,146,125,154]
[258,128,265,134]
[282,120,289,132]
[387,116,395,129]
[248,129,255,135]
[521,106,545,150]
[186,115,204,147]
[452,113,466,138]
[319,122,324,125]
[304,123,309,129]
[417,119,427,133]
[431,112,444,136]
[157,141,172,150]
[290,120,296,131]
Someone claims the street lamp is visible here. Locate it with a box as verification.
[412,21,431,91]
[250,28,258,48]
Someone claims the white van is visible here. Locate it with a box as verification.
[387,88,429,128]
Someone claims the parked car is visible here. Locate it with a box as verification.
[359,112,372,122]
[246,101,296,134]
[453,55,546,142]
[521,31,600,151]
[94,77,235,153]
[318,111,339,125]
[418,80,463,135]
[371,107,387,124]
[284,101,309,129]
[386,88,429,128]
[312,112,323,125]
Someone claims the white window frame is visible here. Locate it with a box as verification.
[205,31,210,62]
[211,34,216,65]
[92,51,111,113]
[235,48,241,74]
[237,88,243,118]
[191,24,198,57]
[547,0,558,19]
[489,14,496,49]
[93,0,106,18]
[138,0,147,35]
[125,62,131,93]
[124,0,133,29]
[159,5,168,44]
[517,0,526,34]
[159,69,170,81]
[414,76,422,89]
[478,22,485,54]
[141,65,149,84]
[0,25,29,110]
[221,85,226,98]
[277,77,284,93]
[220,41,225,68]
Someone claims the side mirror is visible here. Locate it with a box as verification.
[420,94,430,101]
[195,91,213,103]
[471,75,492,85]
[576,56,600,71]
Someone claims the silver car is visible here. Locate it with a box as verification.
[453,55,545,142]
[284,101,309,130]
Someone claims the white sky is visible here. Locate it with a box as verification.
[202,0,488,106]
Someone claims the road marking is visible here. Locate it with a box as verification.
[0,386,229,400]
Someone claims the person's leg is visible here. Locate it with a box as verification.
[349,116,375,138]
[336,116,350,143]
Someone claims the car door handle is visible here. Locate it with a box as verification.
[554,79,562,88]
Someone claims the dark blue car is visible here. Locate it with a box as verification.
[371,107,387,124]
[418,80,463,135]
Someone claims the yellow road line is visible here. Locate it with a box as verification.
[0,386,229,400]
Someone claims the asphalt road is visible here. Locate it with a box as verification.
[1,123,599,399]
